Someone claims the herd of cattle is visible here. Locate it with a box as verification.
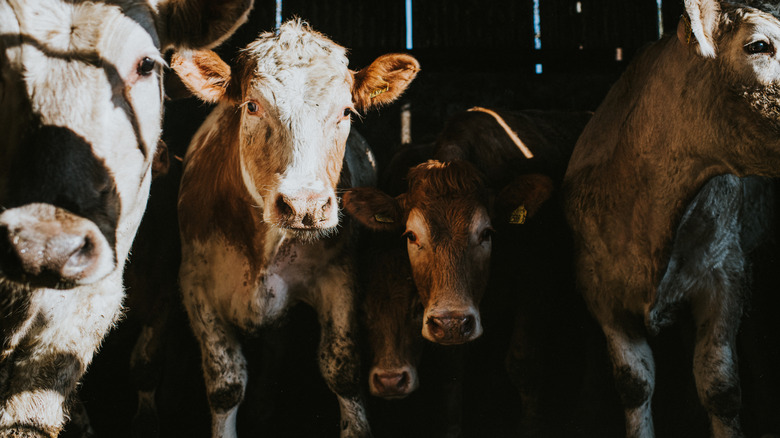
[2,0,780,437]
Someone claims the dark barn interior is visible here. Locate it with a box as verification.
[73,1,780,437]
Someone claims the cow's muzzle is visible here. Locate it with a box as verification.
[0,204,115,288]
[423,309,483,345]
[272,189,338,231]
[369,365,418,399]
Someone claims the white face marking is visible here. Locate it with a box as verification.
[722,11,780,86]
[237,22,354,231]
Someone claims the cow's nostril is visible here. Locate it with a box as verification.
[426,317,445,340]
[320,197,333,221]
[460,315,475,337]
[275,195,294,217]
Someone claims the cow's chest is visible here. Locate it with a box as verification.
[262,234,347,301]
[214,232,349,329]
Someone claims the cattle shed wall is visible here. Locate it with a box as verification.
[75,1,780,438]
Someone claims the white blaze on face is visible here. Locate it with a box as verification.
[237,21,354,232]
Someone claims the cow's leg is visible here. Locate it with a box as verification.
[311,264,370,438]
[182,292,246,438]
[129,297,171,438]
[691,290,744,438]
[601,322,655,438]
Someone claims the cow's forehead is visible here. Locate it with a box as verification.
[2,0,159,68]
[242,21,352,120]
[741,1,780,19]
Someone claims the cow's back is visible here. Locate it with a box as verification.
[435,109,592,189]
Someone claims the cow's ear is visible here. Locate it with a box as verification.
[352,54,420,112]
[171,50,232,103]
[679,0,719,58]
[156,0,253,51]
[494,174,553,224]
[343,187,405,231]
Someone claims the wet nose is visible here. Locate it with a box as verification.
[0,206,114,288]
[274,191,335,229]
[425,311,480,345]
[370,367,415,399]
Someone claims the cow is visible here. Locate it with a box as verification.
[562,1,780,437]
[170,19,419,438]
[0,0,254,436]
[345,108,591,345]
[345,109,593,436]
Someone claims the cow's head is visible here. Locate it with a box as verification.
[345,160,553,345]
[681,1,780,129]
[0,0,253,289]
[360,238,423,399]
[172,19,419,240]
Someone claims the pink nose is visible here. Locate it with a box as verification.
[0,218,109,288]
[370,367,416,399]
[274,191,335,229]
[425,311,480,345]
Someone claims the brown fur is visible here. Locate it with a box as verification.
[171,51,232,103]
[177,109,265,272]
[352,54,420,112]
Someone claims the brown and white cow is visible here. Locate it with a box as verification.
[0,0,253,436]
[563,1,780,437]
[172,19,419,438]
[345,109,591,346]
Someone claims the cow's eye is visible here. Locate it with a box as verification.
[245,101,264,116]
[479,227,495,244]
[403,230,418,245]
[744,40,774,55]
[137,57,156,76]
[341,107,353,121]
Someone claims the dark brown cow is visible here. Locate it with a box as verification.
[346,109,591,345]
[563,1,780,437]
[347,109,592,436]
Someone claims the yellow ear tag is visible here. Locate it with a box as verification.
[374,213,394,223]
[509,205,527,225]
[370,84,390,99]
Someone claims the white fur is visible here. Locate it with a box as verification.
[0,0,250,435]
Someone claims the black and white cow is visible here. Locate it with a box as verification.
[0,0,253,435]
